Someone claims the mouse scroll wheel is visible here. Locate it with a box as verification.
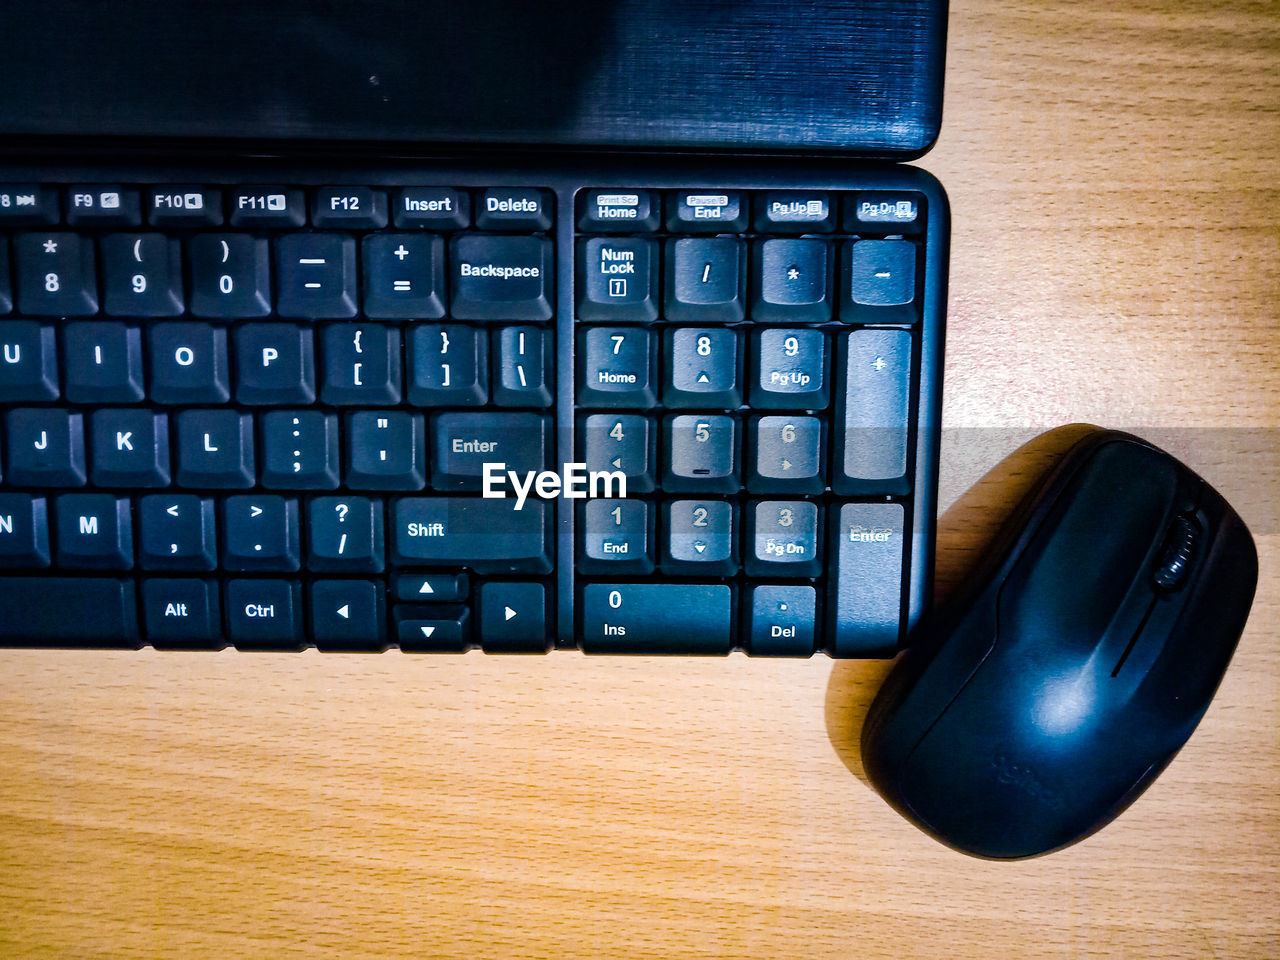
[1152,515,1199,591]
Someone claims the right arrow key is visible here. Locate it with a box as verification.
[478,582,548,653]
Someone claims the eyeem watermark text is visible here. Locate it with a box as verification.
[482,462,626,511]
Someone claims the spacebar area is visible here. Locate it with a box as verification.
[0,578,141,647]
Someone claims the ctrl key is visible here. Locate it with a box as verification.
[226,579,304,650]
[142,578,223,649]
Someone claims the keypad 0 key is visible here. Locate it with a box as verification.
[392,497,551,574]
[450,234,553,321]
[581,583,732,654]
[0,577,140,647]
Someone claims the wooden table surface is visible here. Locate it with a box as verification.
[2,2,1277,957]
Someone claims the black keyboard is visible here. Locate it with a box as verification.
[0,158,946,655]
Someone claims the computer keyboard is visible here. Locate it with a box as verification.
[0,157,946,656]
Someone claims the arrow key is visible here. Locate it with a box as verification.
[311,580,386,651]
[478,581,548,652]
[393,573,468,603]
[395,604,471,652]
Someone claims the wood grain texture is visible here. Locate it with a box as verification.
[1,1,1278,957]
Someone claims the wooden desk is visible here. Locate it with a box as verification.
[1,2,1276,956]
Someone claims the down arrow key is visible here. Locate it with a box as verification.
[394,604,470,652]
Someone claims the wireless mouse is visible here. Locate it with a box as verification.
[861,429,1258,859]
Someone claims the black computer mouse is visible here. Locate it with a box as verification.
[861,429,1258,859]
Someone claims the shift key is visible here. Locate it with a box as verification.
[392,497,551,574]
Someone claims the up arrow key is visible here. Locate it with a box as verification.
[418,581,434,595]
[696,372,710,384]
